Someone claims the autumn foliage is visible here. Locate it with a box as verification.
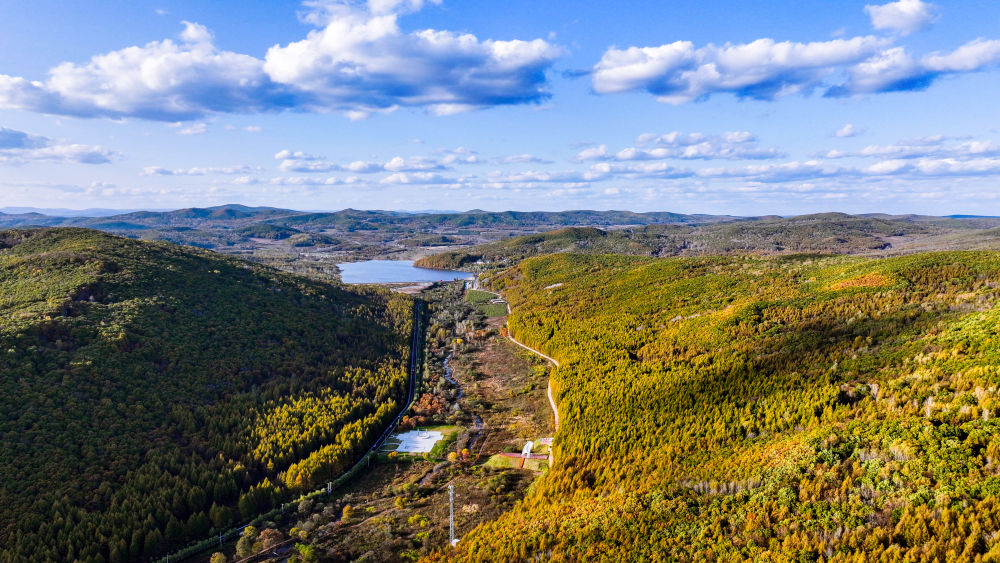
[434,251,1000,561]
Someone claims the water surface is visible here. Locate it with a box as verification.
[338,260,474,284]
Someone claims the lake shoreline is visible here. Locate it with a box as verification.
[337,259,475,284]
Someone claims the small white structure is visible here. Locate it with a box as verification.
[521,441,534,457]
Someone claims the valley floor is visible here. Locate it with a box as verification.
[208,281,557,562]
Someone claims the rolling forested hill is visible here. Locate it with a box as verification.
[0,228,412,561]
[414,213,964,270]
[8,206,1000,276]
[0,205,749,267]
[438,251,1000,561]
[0,205,739,234]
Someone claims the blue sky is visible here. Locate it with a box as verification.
[2,0,1000,215]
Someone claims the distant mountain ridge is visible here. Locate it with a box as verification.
[0,206,751,254]
[5,204,998,232]
[0,207,170,217]
[5,205,1000,261]
[0,204,741,231]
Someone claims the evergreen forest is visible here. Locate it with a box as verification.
[438,250,1000,561]
[0,228,412,561]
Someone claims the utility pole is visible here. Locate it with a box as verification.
[449,483,456,546]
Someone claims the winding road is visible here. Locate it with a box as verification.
[503,320,560,432]
[476,287,561,464]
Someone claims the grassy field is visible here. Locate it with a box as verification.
[478,303,508,317]
[465,289,496,303]
[484,455,548,472]
[465,289,508,317]
[483,438,551,472]
[425,425,463,458]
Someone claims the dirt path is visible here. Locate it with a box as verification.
[504,329,560,369]
[476,286,561,467]
[505,327,561,467]
[503,328,560,432]
[546,381,560,432]
[488,291,561,429]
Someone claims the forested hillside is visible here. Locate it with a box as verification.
[0,229,412,561]
[439,251,1000,561]
[415,213,945,270]
[0,206,750,270]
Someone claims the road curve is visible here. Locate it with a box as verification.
[474,286,561,466]
[503,327,560,432]
[486,289,561,434]
[505,330,560,369]
[502,304,560,468]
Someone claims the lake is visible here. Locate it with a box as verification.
[337,260,475,284]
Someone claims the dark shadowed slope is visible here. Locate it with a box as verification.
[0,228,412,561]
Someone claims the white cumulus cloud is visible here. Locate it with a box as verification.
[274,146,485,174]
[263,5,561,118]
[0,22,290,121]
[0,3,561,121]
[0,127,115,165]
[591,3,1000,103]
[498,154,552,164]
[834,124,864,138]
[380,171,459,184]
[823,136,1000,160]
[141,164,260,176]
[176,121,208,135]
[576,131,784,161]
[592,36,888,104]
[865,0,937,36]
[383,156,446,172]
